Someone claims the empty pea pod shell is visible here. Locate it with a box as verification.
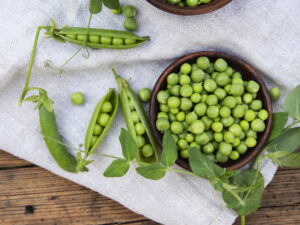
[84,88,119,155]
[113,70,158,163]
[47,27,150,49]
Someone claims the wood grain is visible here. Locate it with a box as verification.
[1,150,300,225]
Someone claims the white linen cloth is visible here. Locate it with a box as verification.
[0,0,299,224]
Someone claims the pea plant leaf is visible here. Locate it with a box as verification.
[284,85,300,120]
[119,128,138,161]
[188,147,225,179]
[102,0,120,10]
[161,130,178,168]
[103,159,130,177]
[269,152,300,168]
[267,112,289,143]
[89,0,102,14]
[266,127,300,154]
[24,95,39,103]
[136,163,166,180]
[222,169,264,216]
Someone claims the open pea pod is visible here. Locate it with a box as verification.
[113,69,158,163]
[85,89,119,155]
[44,26,150,50]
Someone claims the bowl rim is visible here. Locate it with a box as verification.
[149,51,273,170]
[146,0,232,15]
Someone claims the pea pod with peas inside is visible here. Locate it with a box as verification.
[112,68,158,163]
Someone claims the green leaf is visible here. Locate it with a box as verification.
[161,130,178,168]
[267,112,289,143]
[222,169,264,216]
[119,128,138,161]
[24,95,39,103]
[102,0,120,10]
[103,159,130,177]
[188,147,225,179]
[271,152,300,167]
[89,0,102,14]
[284,85,300,120]
[266,127,300,154]
[136,163,166,180]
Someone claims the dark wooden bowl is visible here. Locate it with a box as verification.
[149,51,273,170]
[146,0,232,15]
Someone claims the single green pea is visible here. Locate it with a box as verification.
[180,149,189,159]
[131,111,140,123]
[216,151,229,163]
[233,137,240,147]
[129,100,135,111]
[206,130,214,141]
[250,100,262,111]
[214,88,227,100]
[229,124,242,137]
[192,83,203,93]
[178,139,188,149]
[214,132,223,142]
[100,36,112,45]
[203,143,214,154]
[180,98,193,111]
[123,5,137,17]
[214,58,228,72]
[179,132,187,140]
[244,109,256,122]
[186,0,198,6]
[77,34,88,41]
[66,34,76,39]
[170,121,184,134]
[246,80,260,93]
[204,79,217,92]
[101,101,113,113]
[170,85,181,96]
[237,142,248,154]
[207,106,219,119]
[223,96,237,109]
[201,116,214,130]
[212,122,223,132]
[189,120,205,134]
[185,133,194,143]
[239,131,246,140]
[176,111,185,121]
[142,144,154,158]
[243,93,253,104]
[186,111,198,124]
[159,104,169,113]
[240,120,250,131]
[157,90,170,104]
[201,94,208,103]
[204,73,211,81]
[197,56,210,70]
[172,135,179,143]
[112,37,124,45]
[139,88,151,102]
[124,38,137,45]
[229,151,240,160]
[216,73,230,86]
[220,106,231,118]
[190,93,201,103]
[136,136,146,148]
[224,84,232,94]
[232,72,242,79]
[179,74,191,85]
[191,69,205,82]
[245,137,257,148]
[180,85,193,97]
[195,132,210,145]
[269,87,281,100]
[221,116,234,127]
[251,118,266,132]
[98,113,111,126]
[219,142,232,156]
[167,73,179,85]
[90,135,98,147]
[170,108,179,115]
[232,105,245,118]
[180,63,192,74]
[224,131,235,144]
[124,17,138,31]
[225,67,234,76]
[135,122,145,136]
[93,124,103,136]
[246,129,257,138]
[89,35,100,43]
[231,84,244,96]
[71,92,85,105]
[206,95,219,106]
[190,142,201,150]
[168,113,177,122]
[258,109,269,121]
[167,96,181,108]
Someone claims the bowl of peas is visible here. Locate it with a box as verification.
[146,0,232,15]
[149,51,272,170]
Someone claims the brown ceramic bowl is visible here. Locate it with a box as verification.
[149,51,272,170]
[146,0,232,15]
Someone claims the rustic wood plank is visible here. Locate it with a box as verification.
[0,150,32,168]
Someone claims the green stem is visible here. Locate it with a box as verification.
[250,147,266,169]
[241,216,245,225]
[283,119,300,131]
[18,26,47,106]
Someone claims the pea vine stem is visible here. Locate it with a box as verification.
[283,119,300,131]
[241,216,245,225]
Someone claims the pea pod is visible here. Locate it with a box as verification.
[113,69,158,163]
[45,26,150,50]
[84,88,119,155]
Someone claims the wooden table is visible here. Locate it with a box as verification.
[1,150,300,225]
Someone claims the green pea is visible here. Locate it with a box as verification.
[189,120,205,134]
[192,83,203,93]
[213,132,223,142]
[98,113,111,126]
[233,137,240,147]
[240,120,250,131]
[167,73,179,85]
[124,38,137,45]
[179,74,191,85]
[202,116,214,130]
[169,113,177,122]
[180,149,189,159]
[190,142,201,150]
[178,139,188,149]
[250,100,262,111]
[243,93,253,104]
[226,67,234,76]
[197,56,210,70]
[157,90,170,104]
[207,106,219,119]
[176,111,185,121]
[191,69,205,82]
[206,95,218,106]
[170,108,179,115]
[246,137,257,148]
[224,84,232,94]
[180,63,192,74]
[129,100,135,110]
[229,151,240,160]
[194,102,207,116]
[246,80,260,93]
[77,34,88,41]
[172,135,179,143]
[186,111,198,124]
[180,85,193,97]
[66,34,76,39]
[123,5,137,17]
[214,88,227,100]
[136,136,146,148]
[112,37,124,45]
[237,142,248,154]
[124,17,138,31]
[170,121,184,134]
[244,109,256,122]
[216,73,230,86]
[156,117,168,131]
[219,142,232,156]
[170,85,181,96]
[168,96,181,108]
[71,92,85,105]
[216,151,228,163]
[224,131,235,144]
[135,122,145,135]
[204,79,217,92]
[214,58,228,72]
[157,112,168,120]
[246,129,257,138]
[229,124,242,137]
[212,122,223,132]
[90,135,98,147]
[223,96,237,109]
[89,35,100,43]
[131,111,140,123]
[93,124,103,135]
[185,133,194,143]
[232,72,242,79]
[142,144,154,158]
[221,116,234,127]
[191,93,201,103]
[159,104,169,113]
[101,101,113,113]
[203,143,214,154]
[232,105,245,118]
[100,36,112,45]
[195,132,210,145]
[269,87,281,100]
[220,106,231,118]
[258,109,269,121]
[251,118,266,132]
[180,98,193,111]
[139,88,151,102]
[231,83,244,96]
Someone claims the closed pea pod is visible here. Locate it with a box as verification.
[113,68,158,163]
[84,89,119,155]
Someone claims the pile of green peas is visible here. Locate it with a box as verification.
[163,0,212,7]
[155,57,269,163]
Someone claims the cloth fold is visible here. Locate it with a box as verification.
[0,0,299,224]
